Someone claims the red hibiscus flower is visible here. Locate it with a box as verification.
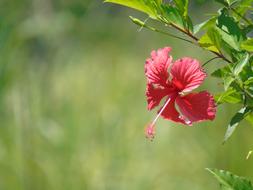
[145,47,216,140]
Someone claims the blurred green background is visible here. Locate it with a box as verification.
[0,0,252,189]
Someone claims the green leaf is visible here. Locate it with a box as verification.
[246,94,253,107]
[160,4,185,29]
[214,0,234,6]
[211,65,234,90]
[199,33,219,53]
[230,50,248,63]
[241,38,253,52]
[215,0,228,6]
[104,0,158,18]
[244,77,253,86]
[211,65,231,78]
[224,107,251,142]
[215,88,242,105]
[239,56,253,82]
[193,16,217,34]
[199,28,221,53]
[174,0,188,17]
[233,52,249,75]
[207,28,222,51]
[206,168,253,190]
[234,0,253,20]
[243,25,253,36]
[224,76,235,90]
[244,72,253,106]
[185,16,193,33]
[246,113,253,126]
[216,8,245,51]
[244,78,253,106]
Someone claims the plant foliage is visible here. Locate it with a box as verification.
[207,168,253,190]
[104,0,253,143]
[105,0,253,189]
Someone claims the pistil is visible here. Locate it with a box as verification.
[145,98,171,140]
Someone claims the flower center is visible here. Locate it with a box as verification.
[145,97,171,140]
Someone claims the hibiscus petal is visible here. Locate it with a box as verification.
[146,83,169,110]
[176,91,216,123]
[145,47,172,86]
[159,95,186,124]
[171,57,207,93]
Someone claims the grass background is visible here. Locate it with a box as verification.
[0,0,252,189]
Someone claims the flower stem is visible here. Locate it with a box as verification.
[202,57,220,67]
[130,17,196,45]
[138,22,195,45]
